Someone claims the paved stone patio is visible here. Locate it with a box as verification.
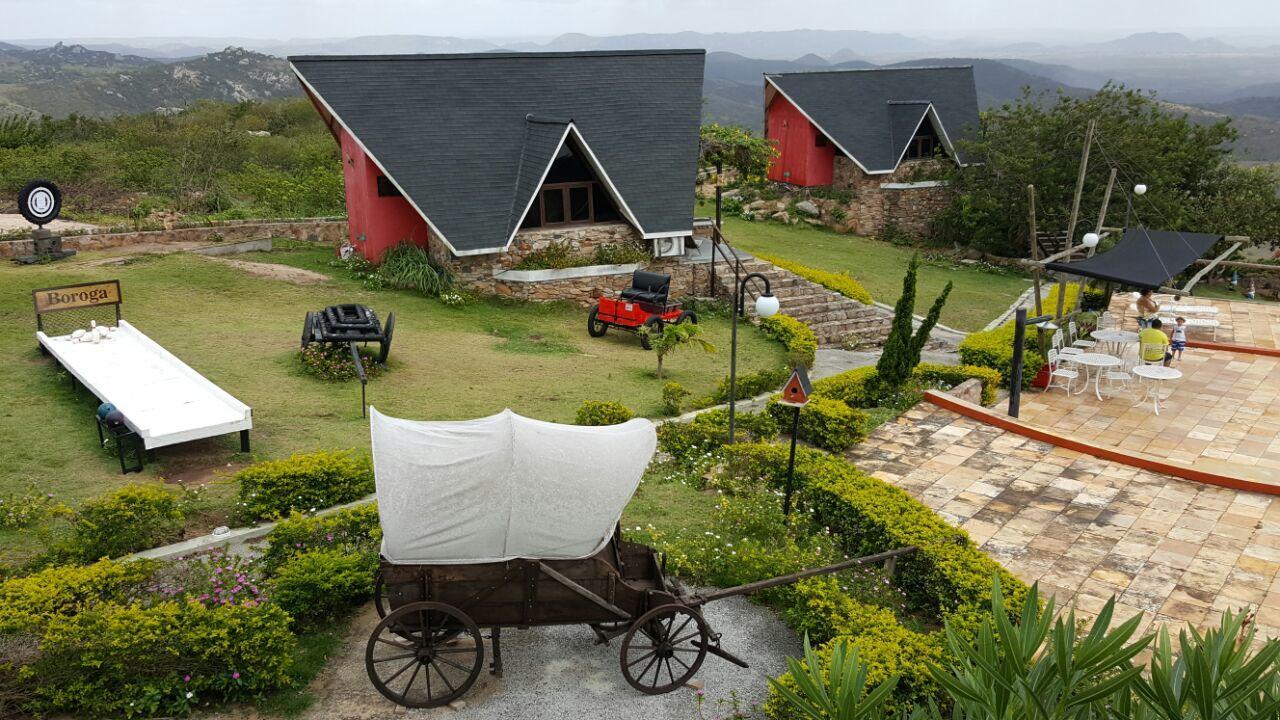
[1012,345,1280,485]
[848,404,1280,648]
[1111,294,1280,348]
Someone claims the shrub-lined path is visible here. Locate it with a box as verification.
[848,402,1280,652]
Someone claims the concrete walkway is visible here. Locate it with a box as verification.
[847,403,1280,651]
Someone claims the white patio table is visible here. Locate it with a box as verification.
[1091,329,1139,358]
[1070,353,1123,401]
[1132,365,1182,415]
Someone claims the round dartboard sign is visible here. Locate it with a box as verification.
[18,180,62,226]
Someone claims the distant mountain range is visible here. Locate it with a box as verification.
[1,30,1279,162]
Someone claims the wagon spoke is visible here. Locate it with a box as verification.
[401,658,423,698]
[637,653,660,684]
[434,645,478,654]
[432,654,471,673]
[669,629,701,646]
[665,657,676,686]
[670,647,703,653]
[428,660,457,694]
[376,637,414,651]
[384,657,419,685]
[372,651,418,663]
[626,649,657,668]
[670,654,691,673]
[669,615,693,642]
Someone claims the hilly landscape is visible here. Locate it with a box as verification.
[2,30,1280,161]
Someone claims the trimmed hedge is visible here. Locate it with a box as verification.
[958,284,1080,387]
[811,366,879,407]
[0,558,160,634]
[656,407,778,469]
[29,601,295,718]
[714,443,1029,716]
[754,252,874,305]
[912,362,1002,406]
[766,395,869,452]
[257,503,381,575]
[270,548,378,626]
[574,400,634,426]
[234,450,374,521]
[64,484,185,561]
[701,366,791,406]
[759,314,818,369]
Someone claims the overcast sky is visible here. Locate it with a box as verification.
[3,0,1277,41]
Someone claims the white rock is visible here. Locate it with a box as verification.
[795,200,820,216]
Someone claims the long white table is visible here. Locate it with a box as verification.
[38,320,252,450]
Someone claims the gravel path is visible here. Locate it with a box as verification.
[297,597,800,720]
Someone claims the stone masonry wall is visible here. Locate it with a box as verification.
[493,259,710,306]
[0,218,347,259]
[831,157,954,237]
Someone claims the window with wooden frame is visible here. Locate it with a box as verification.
[519,137,622,230]
[904,121,946,161]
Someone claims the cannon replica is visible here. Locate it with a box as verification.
[301,304,395,364]
[364,408,913,708]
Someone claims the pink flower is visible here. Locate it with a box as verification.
[184,675,191,683]
[232,672,240,680]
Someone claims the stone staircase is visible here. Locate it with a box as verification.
[713,256,893,348]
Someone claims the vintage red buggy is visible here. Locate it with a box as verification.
[587,270,696,349]
[364,408,914,708]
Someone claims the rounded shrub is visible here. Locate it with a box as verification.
[758,315,818,369]
[660,381,690,415]
[257,503,381,575]
[0,558,160,634]
[767,395,869,452]
[573,400,633,426]
[270,548,378,626]
[234,450,374,521]
[66,485,185,560]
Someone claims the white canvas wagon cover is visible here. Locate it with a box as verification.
[370,407,657,564]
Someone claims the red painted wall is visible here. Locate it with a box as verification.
[338,127,431,263]
[765,93,835,186]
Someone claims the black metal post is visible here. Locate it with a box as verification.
[783,405,801,518]
[1009,308,1027,418]
[715,162,723,229]
[727,271,772,444]
[239,429,251,453]
[349,341,368,418]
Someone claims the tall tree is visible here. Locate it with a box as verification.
[874,254,952,399]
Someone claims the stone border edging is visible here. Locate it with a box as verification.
[493,262,643,282]
[922,390,1280,496]
[1187,340,1280,357]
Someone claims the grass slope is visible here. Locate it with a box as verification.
[0,245,785,560]
[707,207,1031,331]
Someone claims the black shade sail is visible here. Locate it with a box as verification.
[1045,227,1224,290]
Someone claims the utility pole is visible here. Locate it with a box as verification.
[1057,118,1096,321]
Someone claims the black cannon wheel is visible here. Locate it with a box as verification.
[365,601,484,708]
[377,312,395,364]
[640,316,663,351]
[587,306,608,337]
[301,312,315,349]
[620,604,708,694]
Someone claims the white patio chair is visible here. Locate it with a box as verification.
[1098,311,1115,330]
[1069,320,1096,350]
[1044,349,1079,395]
[1103,354,1133,396]
[1054,329,1083,358]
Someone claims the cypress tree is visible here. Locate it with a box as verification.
[873,253,952,400]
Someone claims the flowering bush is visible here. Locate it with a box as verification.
[270,548,378,626]
[758,315,818,368]
[234,450,374,521]
[0,485,70,530]
[143,549,267,608]
[656,408,778,472]
[27,600,295,718]
[257,503,381,575]
[298,342,386,382]
[0,558,160,634]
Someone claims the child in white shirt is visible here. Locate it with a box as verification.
[1170,317,1188,360]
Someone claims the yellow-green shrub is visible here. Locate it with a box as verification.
[701,366,790,406]
[0,558,159,634]
[656,408,778,469]
[755,252,874,305]
[270,548,377,626]
[957,323,1043,388]
[28,601,295,718]
[812,365,879,407]
[573,399,634,426]
[234,450,373,521]
[65,484,185,560]
[759,314,818,368]
[766,395,869,452]
[257,503,381,575]
[912,362,1002,405]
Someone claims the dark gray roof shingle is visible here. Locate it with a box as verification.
[765,66,980,172]
[290,50,706,254]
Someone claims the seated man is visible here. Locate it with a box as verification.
[1139,318,1172,367]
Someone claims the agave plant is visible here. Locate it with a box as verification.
[1129,610,1280,720]
[930,578,1149,720]
[769,635,900,720]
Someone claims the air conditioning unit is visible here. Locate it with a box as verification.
[652,236,686,258]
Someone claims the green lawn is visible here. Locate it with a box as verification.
[0,245,785,560]
[704,203,1032,331]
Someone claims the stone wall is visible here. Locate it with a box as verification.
[831,157,954,237]
[493,258,710,306]
[0,218,347,259]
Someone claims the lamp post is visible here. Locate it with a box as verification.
[727,271,779,443]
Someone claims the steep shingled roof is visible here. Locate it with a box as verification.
[765,66,980,173]
[290,50,706,255]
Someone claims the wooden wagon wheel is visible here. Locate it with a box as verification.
[373,575,390,618]
[365,601,484,708]
[620,604,708,694]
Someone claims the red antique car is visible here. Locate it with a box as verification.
[587,270,696,349]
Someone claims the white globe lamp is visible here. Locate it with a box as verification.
[1082,232,1100,249]
[755,292,780,318]
[1133,184,1147,196]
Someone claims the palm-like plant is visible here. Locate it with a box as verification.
[769,635,900,720]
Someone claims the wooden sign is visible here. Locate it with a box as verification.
[778,364,813,407]
[32,280,122,314]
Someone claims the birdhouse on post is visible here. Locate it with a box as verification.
[779,364,812,407]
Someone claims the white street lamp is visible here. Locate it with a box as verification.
[755,293,780,318]
[1133,184,1147,196]
[1082,232,1100,249]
